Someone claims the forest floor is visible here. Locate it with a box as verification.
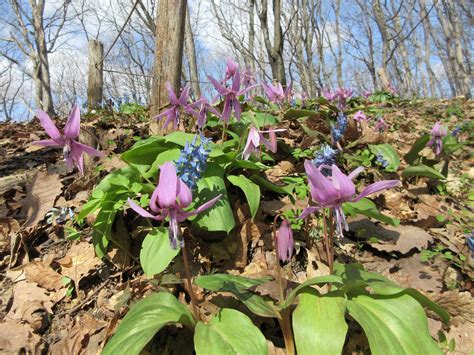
[0,97,473,354]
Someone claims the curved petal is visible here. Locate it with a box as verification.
[32,138,63,147]
[181,194,222,219]
[331,165,355,199]
[208,75,228,95]
[70,142,84,175]
[304,160,337,205]
[178,85,190,105]
[299,206,318,219]
[232,69,241,92]
[156,162,179,208]
[233,98,242,121]
[64,105,81,139]
[178,180,193,208]
[221,97,232,123]
[73,141,104,157]
[239,84,259,96]
[354,180,400,201]
[348,166,365,180]
[166,81,179,105]
[260,131,277,153]
[128,198,161,220]
[36,109,61,140]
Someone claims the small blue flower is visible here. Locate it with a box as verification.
[313,144,337,176]
[331,112,347,144]
[175,135,211,190]
[467,232,474,258]
[375,153,389,168]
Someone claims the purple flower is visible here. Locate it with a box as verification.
[224,58,238,82]
[300,161,399,238]
[322,88,337,102]
[362,90,372,99]
[276,218,294,262]
[154,82,200,129]
[195,97,221,130]
[242,126,285,160]
[32,105,103,175]
[426,122,448,155]
[374,117,388,133]
[208,69,258,123]
[262,81,292,105]
[241,66,256,90]
[353,110,368,123]
[128,162,221,249]
[335,87,353,110]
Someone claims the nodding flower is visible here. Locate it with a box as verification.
[262,81,293,106]
[276,218,294,262]
[300,161,399,238]
[128,162,221,249]
[32,105,103,175]
[242,126,285,160]
[426,122,448,155]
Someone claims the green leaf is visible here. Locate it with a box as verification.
[102,292,195,355]
[193,164,235,233]
[144,148,181,179]
[404,134,430,165]
[227,175,261,220]
[283,275,343,308]
[250,175,293,195]
[347,294,442,355]
[77,198,101,221]
[164,131,201,146]
[402,164,446,180]
[241,110,278,127]
[369,144,400,172]
[367,282,450,323]
[343,198,400,227]
[195,274,280,318]
[284,108,319,120]
[293,290,348,355]
[121,136,167,172]
[140,227,180,276]
[194,309,268,355]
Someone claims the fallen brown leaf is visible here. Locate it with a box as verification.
[57,241,101,286]
[24,261,64,291]
[19,170,63,227]
[0,320,42,353]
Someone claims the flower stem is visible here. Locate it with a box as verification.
[272,216,295,355]
[321,209,332,273]
[182,244,200,321]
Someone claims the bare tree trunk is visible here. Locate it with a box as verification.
[150,0,187,134]
[87,39,104,109]
[372,0,390,90]
[334,0,343,88]
[184,6,200,98]
[420,0,438,97]
[248,0,256,70]
[257,0,286,84]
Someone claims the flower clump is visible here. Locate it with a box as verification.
[175,135,211,190]
[313,144,337,176]
[331,112,348,149]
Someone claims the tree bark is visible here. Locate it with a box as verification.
[87,40,104,109]
[334,0,343,88]
[184,6,200,98]
[150,0,187,134]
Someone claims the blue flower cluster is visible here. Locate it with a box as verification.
[175,135,211,190]
[375,153,389,168]
[467,231,474,258]
[313,144,337,176]
[331,112,348,143]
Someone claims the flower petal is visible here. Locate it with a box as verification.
[299,206,318,219]
[354,180,400,201]
[73,141,104,157]
[64,105,81,139]
[128,198,161,220]
[182,194,222,218]
[178,85,190,105]
[232,69,241,92]
[208,75,228,95]
[166,81,179,105]
[304,160,337,205]
[156,162,179,208]
[36,109,61,140]
[277,219,294,262]
[331,165,355,199]
[178,180,192,208]
[32,139,63,147]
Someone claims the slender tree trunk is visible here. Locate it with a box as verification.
[87,39,104,109]
[248,0,256,70]
[334,0,343,88]
[150,0,187,134]
[420,0,438,97]
[184,6,200,98]
[372,0,390,89]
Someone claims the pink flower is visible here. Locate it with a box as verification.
[362,90,372,99]
[374,117,388,132]
[128,162,221,249]
[208,69,258,123]
[427,122,448,155]
[224,58,238,82]
[154,82,200,129]
[242,126,285,160]
[300,161,399,237]
[353,110,368,123]
[276,219,294,262]
[32,105,103,175]
[262,81,292,105]
[322,88,337,102]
